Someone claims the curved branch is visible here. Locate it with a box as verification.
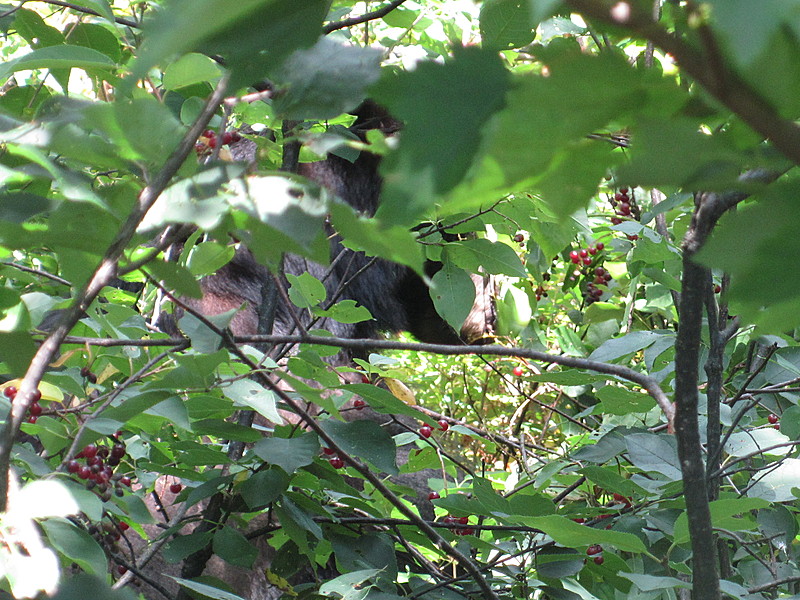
[323,0,408,33]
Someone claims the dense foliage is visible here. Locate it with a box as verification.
[1,1,800,599]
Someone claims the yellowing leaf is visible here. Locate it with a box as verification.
[382,377,416,405]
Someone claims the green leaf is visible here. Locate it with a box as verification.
[163,53,223,90]
[588,330,660,363]
[596,386,657,416]
[131,0,328,90]
[373,47,510,225]
[41,518,107,576]
[213,526,258,568]
[191,419,261,443]
[238,468,290,510]
[429,260,475,333]
[320,419,398,475]
[163,531,214,564]
[312,299,372,323]
[725,429,791,458]
[286,272,326,308]
[319,569,382,600]
[674,498,769,544]
[338,383,432,424]
[619,573,690,592]
[480,0,537,50]
[624,433,682,481]
[49,574,139,600]
[747,458,800,502]
[273,37,382,119]
[186,241,236,277]
[221,379,282,424]
[0,192,55,222]
[251,433,319,474]
[0,45,114,81]
[67,22,121,62]
[169,578,246,600]
[449,238,526,277]
[0,331,37,376]
[519,515,648,554]
[495,283,532,336]
[144,259,203,299]
[578,466,649,498]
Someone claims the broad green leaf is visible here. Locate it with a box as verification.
[191,419,261,443]
[319,569,381,600]
[480,0,537,50]
[131,0,328,89]
[41,518,106,576]
[320,419,398,475]
[430,260,475,333]
[163,531,214,564]
[221,379,282,424]
[169,578,245,600]
[518,515,647,554]
[589,330,660,363]
[286,272,326,308]
[312,299,372,323]
[186,241,235,277]
[725,429,791,457]
[578,466,649,498]
[251,433,320,474]
[67,22,121,62]
[273,37,382,119]
[449,238,526,277]
[213,526,258,568]
[596,386,657,416]
[619,573,690,592]
[163,53,223,90]
[239,468,290,510]
[373,47,509,225]
[674,498,769,544]
[144,259,203,299]
[747,457,800,502]
[624,433,682,481]
[495,283,532,336]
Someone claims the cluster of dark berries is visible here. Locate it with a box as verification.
[443,515,474,536]
[419,419,449,438]
[585,266,613,305]
[768,413,780,430]
[609,188,639,240]
[587,544,605,565]
[568,242,604,267]
[89,518,131,556]
[195,129,241,155]
[513,232,526,245]
[67,440,132,501]
[322,446,346,469]
[4,386,43,423]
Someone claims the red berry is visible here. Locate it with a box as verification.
[428,491,440,500]
[222,131,241,145]
[360,374,370,384]
[569,250,580,264]
[353,399,366,410]
[768,414,779,424]
[593,555,605,565]
[614,192,628,202]
[82,445,98,459]
[627,234,639,241]
[587,544,603,555]
[32,389,42,402]
[588,247,597,255]
[458,516,469,525]
[29,402,42,416]
[512,366,524,377]
[329,457,344,469]
[119,476,132,487]
[78,466,91,480]
[579,249,588,258]
[773,423,780,430]
[419,425,433,438]
[594,267,605,276]
[322,447,336,456]
[604,273,612,281]
[169,483,182,494]
[582,257,592,266]
[117,565,127,575]
[513,233,524,243]
[619,187,629,194]
[596,242,605,250]
[67,460,80,473]
[572,518,586,524]
[438,419,449,431]
[110,444,126,460]
[118,521,129,532]
[27,416,37,424]
[3,386,16,399]
[617,202,631,216]
[461,528,474,535]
